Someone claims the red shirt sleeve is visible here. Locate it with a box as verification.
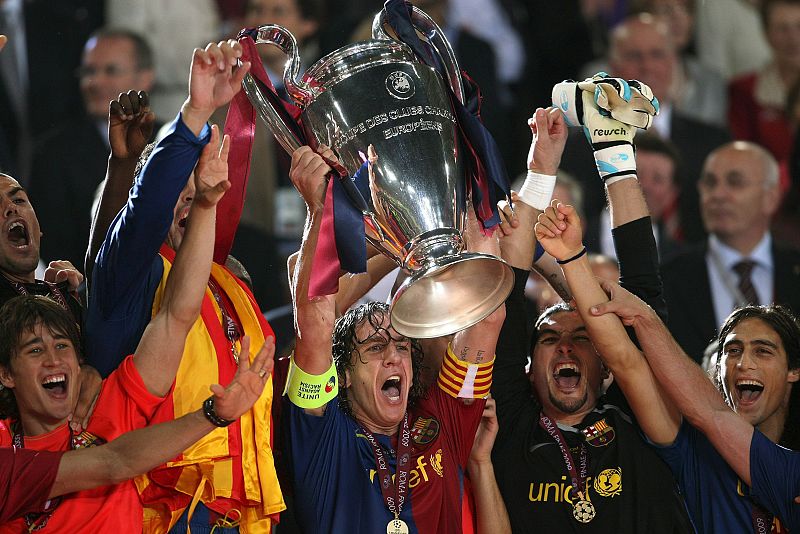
[87,354,169,440]
[0,448,64,523]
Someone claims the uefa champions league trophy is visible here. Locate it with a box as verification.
[240,5,513,338]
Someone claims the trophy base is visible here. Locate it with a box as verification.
[390,253,514,338]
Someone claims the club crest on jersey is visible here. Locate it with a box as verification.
[72,431,106,449]
[410,416,440,446]
[581,418,614,447]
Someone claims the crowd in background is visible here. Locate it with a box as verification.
[2,0,800,533]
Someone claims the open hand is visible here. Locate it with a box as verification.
[194,124,231,208]
[211,336,275,421]
[534,200,583,261]
[108,90,155,160]
[185,40,250,118]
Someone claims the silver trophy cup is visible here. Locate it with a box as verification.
[242,6,513,338]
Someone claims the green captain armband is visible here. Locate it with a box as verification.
[284,353,339,409]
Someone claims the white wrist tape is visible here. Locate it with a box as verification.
[593,144,637,185]
[518,170,557,210]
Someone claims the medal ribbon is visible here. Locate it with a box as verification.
[538,413,589,499]
[360,413,412,521]
[12,427,74,531]
[207,277,243,360]
[751,503,776,534]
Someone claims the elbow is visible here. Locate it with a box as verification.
[483,303,507,330]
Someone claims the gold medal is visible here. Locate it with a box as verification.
[573,499,596,523]
[387,518,409,534]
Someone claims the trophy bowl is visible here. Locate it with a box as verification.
[241,6,513,338]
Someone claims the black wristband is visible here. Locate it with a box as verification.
[556,247,587,265]
[203,396,234,427]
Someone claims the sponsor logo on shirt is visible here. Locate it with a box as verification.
[369,450,447,489]
[593,467,622,497]
[430,449,444,478]
[527,467,623,504]
[324,376,336,394]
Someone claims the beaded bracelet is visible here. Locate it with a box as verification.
[203,396,234,427]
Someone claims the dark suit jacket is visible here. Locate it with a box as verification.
[661,240,800,362]
[559,110,731,249]
[0,1,104,175]
[27,116,109,269]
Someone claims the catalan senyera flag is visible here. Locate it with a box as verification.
[437,344,494,399]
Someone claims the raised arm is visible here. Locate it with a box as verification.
[492,107,563,417]
[450,210,506,364]
[590,285,756,483]
[85,90,155,290]
[289,146,338,415]
[133,126,231,396]
[535,201,680,445]
[91,41,250,315]
[49,337,273,498]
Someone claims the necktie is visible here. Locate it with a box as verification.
[733,260,760,306]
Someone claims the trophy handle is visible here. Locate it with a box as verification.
[371,6,465,104]
[252,24,314,107]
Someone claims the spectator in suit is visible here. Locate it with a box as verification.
[26,28,156,270]
[560,13,731,245]
[661,141,800,362]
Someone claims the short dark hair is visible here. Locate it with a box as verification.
[87,27,154,71]
[713,304,800,448]
[0,296,83,420]
[331,302,426,416]
[530,302,577,356]
[635,132,681,170]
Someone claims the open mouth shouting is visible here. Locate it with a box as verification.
[381,375,402,404]
[6,220,30,249]
[734,378,764,407]
[41,373,68,399]
[553,361,582,392]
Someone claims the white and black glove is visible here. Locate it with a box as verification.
[552,73,659,185]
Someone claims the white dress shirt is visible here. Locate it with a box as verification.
[706,232,774,327]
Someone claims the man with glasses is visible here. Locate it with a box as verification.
[661,141,800,363]
[26,28,157,270]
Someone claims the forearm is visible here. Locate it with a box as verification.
[51,410,213,498]
[451,303,505,365]
[467,461,512,534]
[606,178,649,229]
[562,255,631,359]
[613,217,666,322]
[162,204,216,326]
[635,311,735,427]
[563,255,680,444]
[500,201,540,270]
[293,209,336,374]
[86,156,137,287]
[180,100,214,137]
